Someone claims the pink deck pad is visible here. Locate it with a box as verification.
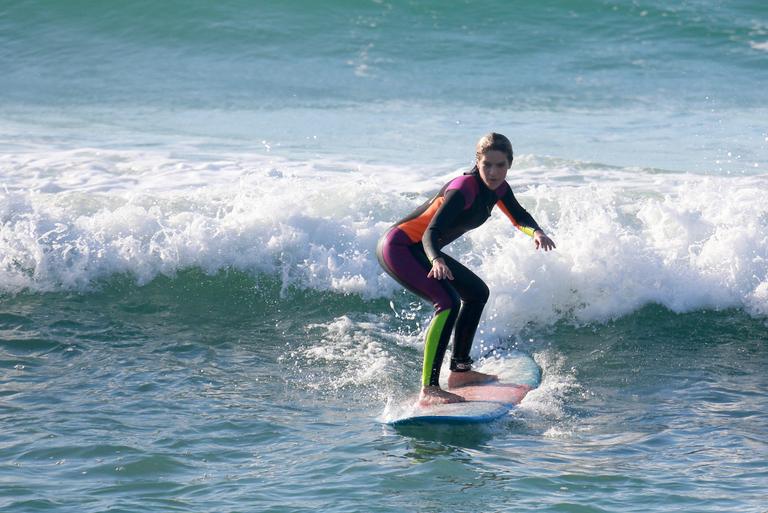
[448,383,533,405]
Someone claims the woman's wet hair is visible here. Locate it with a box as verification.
[475,132,514,163]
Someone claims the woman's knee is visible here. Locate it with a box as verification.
[434,287,461,313]
[469,281,490,304]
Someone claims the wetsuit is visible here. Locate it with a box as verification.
[376,168,541,388]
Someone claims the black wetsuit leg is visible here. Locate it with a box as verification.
[439,253,490,371]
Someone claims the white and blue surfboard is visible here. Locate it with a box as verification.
[384,350,541,426]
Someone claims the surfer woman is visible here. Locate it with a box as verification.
[377,133,556,406]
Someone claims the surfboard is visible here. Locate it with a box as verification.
[383,350,540,426]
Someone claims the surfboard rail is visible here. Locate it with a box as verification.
[386,400,511,426]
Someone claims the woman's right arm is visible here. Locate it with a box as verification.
[423,189,466,279]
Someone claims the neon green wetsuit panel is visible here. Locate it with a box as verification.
[422,309,451,387]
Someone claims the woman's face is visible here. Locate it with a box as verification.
[477,150,511,190]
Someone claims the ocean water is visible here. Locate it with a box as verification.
[1,1,767,512]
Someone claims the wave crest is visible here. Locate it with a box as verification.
[2,149,766,324]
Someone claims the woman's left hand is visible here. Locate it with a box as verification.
[533,230,556,251]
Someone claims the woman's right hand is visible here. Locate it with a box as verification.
[427,257,454,280]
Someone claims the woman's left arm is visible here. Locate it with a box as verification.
[498,187,556,251]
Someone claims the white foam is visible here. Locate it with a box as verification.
[299,315,398,391]
[470,171,768,327]
[513,349,584,438]
[0,148,419,295]
[1,147,766,322]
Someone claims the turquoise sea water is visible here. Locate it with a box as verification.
[2,1,767,512]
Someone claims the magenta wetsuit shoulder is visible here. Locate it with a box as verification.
[444,174,480,209]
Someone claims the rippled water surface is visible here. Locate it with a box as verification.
[2,1,767,511]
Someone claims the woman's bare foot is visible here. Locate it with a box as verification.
[447,370,499,389]
[418,386,466,406]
